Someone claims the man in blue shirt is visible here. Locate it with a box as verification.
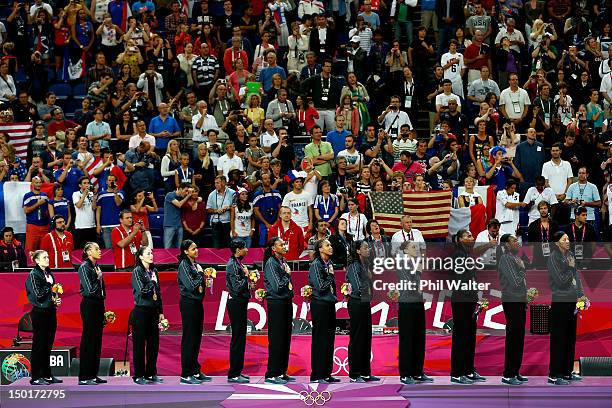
[163,182,192,248]
[564,167,601,225]
[96,174,124,248]
[325,115,352,157]
[148,102,181,152]
[259,51,287,92]
[513,127,545,196]
[54,151,86,203]
[252,173,283,246]
[22,176,50,254]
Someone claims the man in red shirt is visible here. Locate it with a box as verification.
[267,206,305,261]
[111,209,148,270]
[40,215,74,269]
[47,108,81,138]
[463,30,492,84]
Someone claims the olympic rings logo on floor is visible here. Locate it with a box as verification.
[299,390,332,406]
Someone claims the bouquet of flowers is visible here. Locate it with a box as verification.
[248,269,260,290]
[301,285,313,301]
[387,289,400,302]
[527,287,539,303]
[158,318,170,332]
[474,298,490,316]
[255,288,267,301]
[204,267,217,291]
[340,282,352,298]
[103,311,116,326]
[51,283,64,297]
[575,296,591,318]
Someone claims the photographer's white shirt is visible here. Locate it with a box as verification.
[282,190,313,229]
[72,191,96,229]
[261,131,279,157]
[129,133,156,150]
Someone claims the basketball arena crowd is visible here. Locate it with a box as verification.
[0,0,611,268]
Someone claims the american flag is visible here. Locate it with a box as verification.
[0,122,33,160]
[369,191,453,239]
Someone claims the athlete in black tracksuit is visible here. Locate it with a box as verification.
[77,243,106,385]
[131,247,164,385]
[225,239,251,382]
[26,251,62,385]
[177,239,209,384]
[309,249,337,383]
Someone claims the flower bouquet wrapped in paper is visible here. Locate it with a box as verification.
[204,267,217,291]
[103,311,116,326]
[387,289,400,302]
[255,288,267,301]
[51,283,64,296]
[158,318,170,332]
[527,287,539,303]
[248,269,260,290]
[301,285,313,301]
[474,298,489,316]
[575,296,591,318]
[340,282,352,298]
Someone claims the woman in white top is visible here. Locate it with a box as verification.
[230,188,254,248]
[287,21,309,74]
[302,158,321,197]
[72,176,98,249]
[457,176,483,208]
[252,32,276,80]
[177,42,197,87]
[161,140,182,191]
[95,14,123,63]
[0,61,16,103]
[499,122,520,158]
[341,198,368,241]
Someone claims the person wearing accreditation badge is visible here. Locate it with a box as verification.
[40,215,74,269]
[111,209,148,270]
[22,176,51,254]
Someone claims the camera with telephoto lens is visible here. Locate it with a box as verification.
[338,187,348,195]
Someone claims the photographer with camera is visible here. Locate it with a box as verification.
[112,209,148,270]
[377,95,414,139]
[96,174,124,248]
[136,61,164,108]
[209,79,238,129]
[266,89,295,129]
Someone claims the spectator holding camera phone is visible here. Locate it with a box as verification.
[112,208,148,270]
[73,176,98,248]
[96,173,124,248]
[130,190,157,248]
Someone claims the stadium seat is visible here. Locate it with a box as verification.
[149,212,164,236]
[72,82,87,100]
[49,83,72,100]
[64,99,82,118]
[155,188,166,206]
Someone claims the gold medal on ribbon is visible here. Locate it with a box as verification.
[572,279,577,286]
[288,283,293,290]
[153,293,157,301]
[199,286,203,293]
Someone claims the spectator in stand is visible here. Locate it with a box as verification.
[435,0,464,58]
[253,172,283,246]
[230,187,254,248]
[282,173,313,234]
[192,42,220,101]
[326,115,352,157]
[266,89,296,129]
[148,103,181,153]
[129,120,156,151]
[95,174,124,248]
[564,167,601,228]
[181,186,206,247]
[514,128,546,195]
[499,73,531,132]
[495,180,525,236]
[301,59,341,132]
[129,190,157,248]
[467,66,500,114]
[22,176,50,253]
[304,125,334,178]
[0,227,26,270]
[48,185,72,228]
[164,182,193,249]
[73,176,98,249]
[24,156,51,183]
[392,151,424,184]
[48,108,81,139]
[206,176,235,249]
[391,215,425,244]
[111,209,147,270]
[524,176,559,225]
[542,143,574,223]
[40,215,74,269]
[268,206,305,261]
[54,151,87,203]
[217,141,244,181]
[86,108,112,150]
